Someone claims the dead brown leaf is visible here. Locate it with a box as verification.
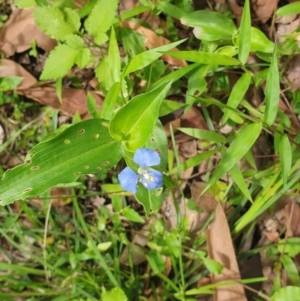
[19,86,103,118]
[0,59,37,89]
[122,20,187,67]
[0,8,56,57]
[285,202,300,237]
[251,0,279,23]
[206,202,247,301]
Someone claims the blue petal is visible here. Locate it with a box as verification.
[140,168,163,190]
[133,148,160,168]
[118,167,139,194]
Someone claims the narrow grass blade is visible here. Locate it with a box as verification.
[222,72,252,124]
[202,122,262,194]
[178,128,226,143]
[264,45,279,126]
[278,134,292,186]
[238,0,251,64]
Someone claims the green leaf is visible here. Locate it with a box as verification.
[14,0,36,8]
[33,7,75,40]
[281,254,300,286]
[122,39,186,78]
[75,48,92,68]
[65,34,84,48]
[40,44,78,80]
[279,134,292,186]
[178,128,226,143]
[181,10,236,41]
[151,63,198,90]
[238,0,251,64]
[109,83,171,151]
[101,82,121,120]
[64,8,80,32]
[156,1,186,19]
[84,0,119,45]
[277,238,300,257]
[272,287,300,301]
[102,287,127,301]
[202,123,262,194]
[264,45,279,126]
[163,51,240,66]
[122,207,145,223]
[108,27,121,84]
[229,165,252,201]
[87,92,101,118]
[159,99,185,116]
[276,2,300,17]
[202,257,223,275]
[169,149,218,175]
[222,72,252,124]
[135,185,164,215]
[0,119,123,206]
[0,76,23,91]
[120,5,151,21]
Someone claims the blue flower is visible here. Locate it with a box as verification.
[118,148,163,194]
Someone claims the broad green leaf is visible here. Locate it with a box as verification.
[14,0,36,8]
[156,2,186,19]
[233,27,274,53]
[102,287,127,301]
[272,287,300,301]
[279,134,292,186]
[202,123,262,194]
[40,44,78,80]
[163,51,240,66]
[135,185,164,215]
[122,39,185,78]
[123,120,168,173]
[238,0,251,64]
[75,48,92,68]
[122,207,145,223]
[101,82,121,120]
[64,8,80,32]
[33,7,75,40]
[277,238,300,257]
[0,119,123,206]
[178,128,226,143]
[202,257,223,275]
[159,99,185,116]
[264,45,279,126]
[51,0,76,9]
[109,83,171,151]
[144,120,168,172]
[280,254,300,286]
[222,72,252,124]
[84,0,119,45]
[276,2,300,16]
[181,10,236,41]
[64,34,84,48]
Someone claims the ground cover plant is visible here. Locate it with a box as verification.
[1,0,300,300]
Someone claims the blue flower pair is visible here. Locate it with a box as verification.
[118,148,163,194]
